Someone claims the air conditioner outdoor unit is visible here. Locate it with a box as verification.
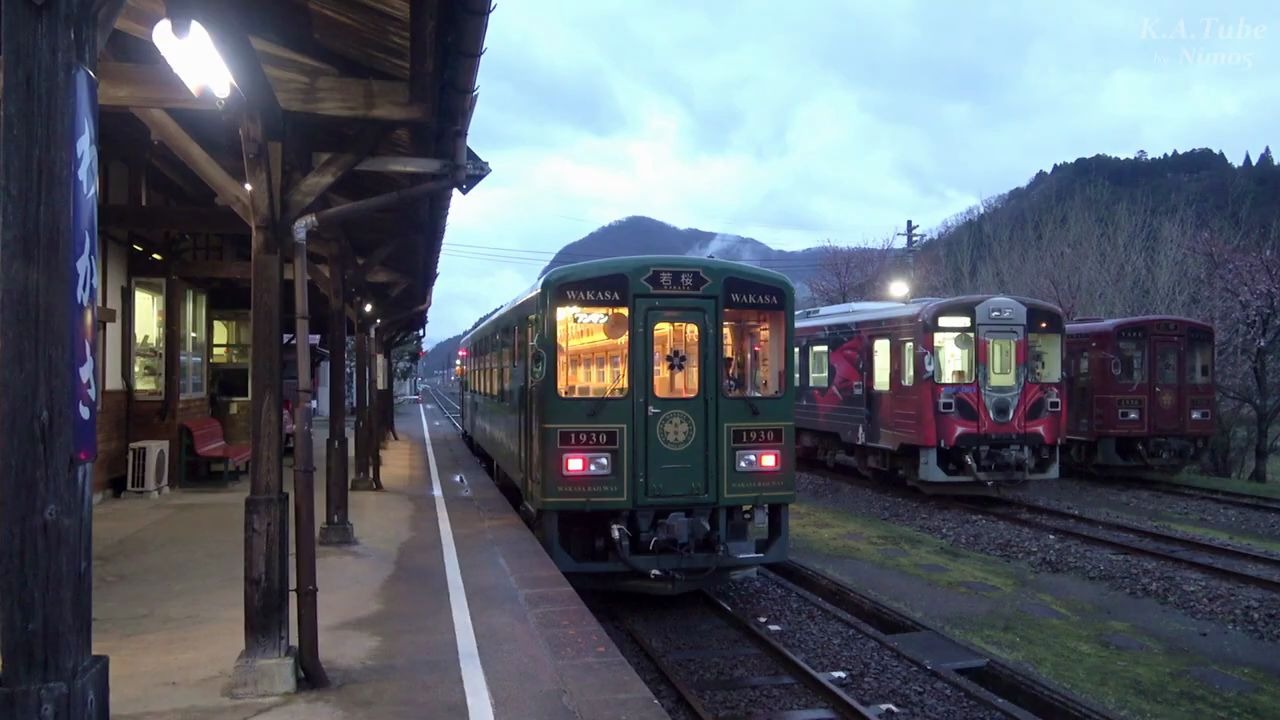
[126,440,170,497]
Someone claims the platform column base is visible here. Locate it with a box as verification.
[228,647,298,698]
[0,655,110,719]
[318,521,356,545]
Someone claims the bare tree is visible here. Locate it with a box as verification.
[1198,230,1280,483]
[806,238,896,306]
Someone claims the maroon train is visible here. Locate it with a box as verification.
[793,295,1069,491]
[1063,315,1215,473]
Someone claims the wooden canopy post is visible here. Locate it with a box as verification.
[351,322,374,490]
[370,328,385,490]
[0,1,110,716]
[319,252,355,544]
[230,110,296,696]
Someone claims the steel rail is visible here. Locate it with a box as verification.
[1087,475,1280,514]
[425,384,462,432]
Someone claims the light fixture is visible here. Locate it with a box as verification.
[151,18,236,100]
[243,182,253,191]
[364,302,374,313]
[151,253,164,261]
[132,244,145,252]
[888,280,910,299]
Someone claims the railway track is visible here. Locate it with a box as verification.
[1085,475,1280,515]
[614,590,879,720]
[961,497,1280,593]
[768,562,1116,720]
[424,383,462,431]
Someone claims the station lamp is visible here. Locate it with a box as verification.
[888,280,911,299]
[151,15,236,100]
[364,302,374,313]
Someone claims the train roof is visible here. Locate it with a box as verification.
[795,294,1063,330]
[1066,314,1214,334]
[460,255,795,346]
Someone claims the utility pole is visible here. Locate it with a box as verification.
[896,219,927,294]
[0,1,111,717]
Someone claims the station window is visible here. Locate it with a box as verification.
[131,278,166,398]
[179,289,207,397]
[721,309,784,397]
[1187,340,1213,384]
[872,338,890,391]
[933,331,974,384]
[809,344,829,388]
[900,340,915,387]
[986,336,1016,388]
[1028,333,1062,383]
[210,312,250,400]
[1116,340,1145,383]
[555,305,629,398]
[653,321,700,398]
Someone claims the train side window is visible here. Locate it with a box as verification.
[808,344,829,388]
[872,338,890,392]
[900,340,915,387]
[987,337,1016,388]
[1188,339,1213,384]
[653,321,700,398]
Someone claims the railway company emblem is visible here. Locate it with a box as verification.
[666,349,688,372]
[657,410,696,451]
[1159,393,1174,409]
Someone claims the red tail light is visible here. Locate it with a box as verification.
[564,455,586,473]
[562,452,611,476]
[759,451,779,469]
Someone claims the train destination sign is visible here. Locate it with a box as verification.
[641,268,710,293]
[723,277,786,310]
[558,429,620,448]
[731,426,785,446]
[555,273,629,305]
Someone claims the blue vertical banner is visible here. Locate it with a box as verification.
[71,66,99,463]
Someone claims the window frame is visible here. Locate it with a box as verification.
[179,288,208,399]
[210,311,251,400]
[130,277,167,400]
[900,339,915,387]
[808,343,829,388]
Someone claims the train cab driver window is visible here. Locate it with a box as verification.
[934,328,975,384]
[1188,339,1213,384]
[722,309,785,397]
[1115,340,1144,383]
[556,305,629,398]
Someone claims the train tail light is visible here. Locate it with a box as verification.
[1118,408,1141,421]
[562,453,611,476]
[736,449,781,472]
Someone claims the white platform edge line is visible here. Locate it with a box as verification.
[419,403,495,720]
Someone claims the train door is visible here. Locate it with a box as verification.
[523,315,539,497]
[1152,338,1181,433]
[637,299,713,501]
[1067,347,1093,435]
[977,326,1025,434]
[890,337,918,439]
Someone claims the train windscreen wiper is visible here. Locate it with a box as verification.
[587,368,626,417]
[742,395,760,416]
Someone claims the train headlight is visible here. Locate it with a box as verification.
[736,449,781,472]
[1191,409,1211,421]
[562,453,611,476]
[1118,408,1141,421]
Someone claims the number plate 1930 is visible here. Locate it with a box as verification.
[731,427,784,446]
[557,429,619,448]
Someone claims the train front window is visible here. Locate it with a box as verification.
[986,337,1017,388]
[653,322,700,398]
[934,332,974,384]
[1116,340,1145,383]
[555,305,629,398]
[1028,333,1062,383]
[722,309,784,397]
[1188,340,1213,384]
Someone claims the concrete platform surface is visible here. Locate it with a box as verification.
[89,404,668,719]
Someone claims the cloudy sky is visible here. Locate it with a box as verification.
[427,1,1277,344]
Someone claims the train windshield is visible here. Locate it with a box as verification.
[1027,333,1062,383]
[1188,339,1213,384]
[722,310,785,397]
[555,305,630,398]
[986,337,1017,388]
[934,331,975,384]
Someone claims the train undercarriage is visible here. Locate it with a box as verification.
[1066,436,1207,475]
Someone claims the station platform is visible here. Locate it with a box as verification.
[92,403,667,719]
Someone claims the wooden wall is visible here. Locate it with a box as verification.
[93,390,129,495]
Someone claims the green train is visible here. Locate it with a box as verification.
[457,256,796,591]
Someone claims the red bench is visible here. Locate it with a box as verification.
[180,417,251,484]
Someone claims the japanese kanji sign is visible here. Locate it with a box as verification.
[71,66,99,463]
[641,268,710,293]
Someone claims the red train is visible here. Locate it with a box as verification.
[1063,315,1215,473]
[794,295,1068,491]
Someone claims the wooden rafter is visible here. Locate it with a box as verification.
[284,126,385,221]
[131,108,251,221]
[101,204,245,233]
[311,154,451,174]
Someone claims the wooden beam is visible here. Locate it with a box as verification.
[284,126,385,221]
[355,240,402,281]
[101,204,246,233]
[95,0,130,57]
[265,69,430,121]
[131,108,251,221]
[196,1,284,137]
[174,259,347,285]
[312,154,451,175]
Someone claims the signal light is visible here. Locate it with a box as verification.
[759,451,779,468]
[564,456,586,473]
[736,449,782,472]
